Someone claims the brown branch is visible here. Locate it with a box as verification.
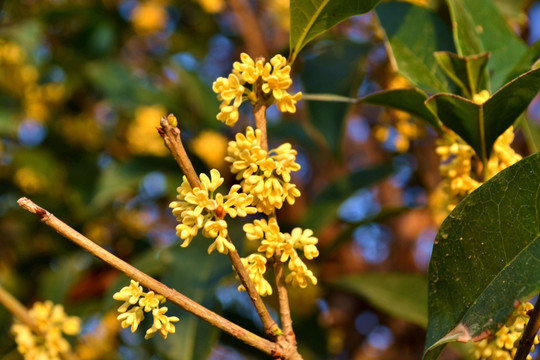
[227,247,281,338]
[158,116,200,188]
[273,252,295,342]
[159,115,281,339]
[17,197,280,357]
[0,284,77,360]
[228,0,268,58]
[514,296,540,360]
[253,99,268,151]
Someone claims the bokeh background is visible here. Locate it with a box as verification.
[1,0,539,359]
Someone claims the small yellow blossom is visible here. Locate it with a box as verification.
[239,254,273,296]
[169,169,257,254]
[213,53,302,126]
[113,280,179,340]
[473,90,490,104]
[430,126,522,223]
[11,301,81,360]
[241,218,319,295]
[225,126,301,214]
[471,302,538,360]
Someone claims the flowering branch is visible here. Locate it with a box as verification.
[0,284,77,360]
[158,117,281,338]
[16,197,280,357]
[513,296,540,360]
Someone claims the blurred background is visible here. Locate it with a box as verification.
[0,0,539,359]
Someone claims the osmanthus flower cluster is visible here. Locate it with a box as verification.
[429,90,522,222]
[226,126,301,214]
[241,218,319,296]
[113,280,179,340]
[212,53,302,126]
[471,302,539,360]
[169,169,257,254]
[10,300,81,360]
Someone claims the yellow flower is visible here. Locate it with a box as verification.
[170,169,256,254]
[239,254,273,296]
[113,281,179,340]
[145,307,179,339]
[471,302,538,360]
[225,126,301,214]
[213,53,302,126]
[11,301,81,360]
[113,280,144,313]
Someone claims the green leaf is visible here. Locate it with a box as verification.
[376,2,454,93]
[424,153,540,360]
[301,40,370,155]
[504,39,540,83]
[359,88,443,132]
[433,52,490,98]
[445,0,527,90]
[425,67,540,162]
[519,114,540,154]
[331,273,428,327]
[289,0,381,63]
[302,164,394,232]
[445,0,483,57]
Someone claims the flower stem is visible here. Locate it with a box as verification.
[17,197,280,357]
[228,0,268,58]
[273,251,295,342]
[514,295,540,360]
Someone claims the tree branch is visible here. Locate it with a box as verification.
[514,296,540,360]
[273,252,295,342]
[228,0,268,58]
[159,117,280,338]
[17,197,280,357]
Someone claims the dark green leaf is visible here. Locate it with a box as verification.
[445,0,527,90]
[425,67,540,161]
[424,153,540,360]
[519,114,540,154]
[376,2,454,93]
[445,0,483,57]
[359,88,442,132]
[331,273,428,327]
[433,51,490,98]
[504,39,540,84]
[301,40,370,155]
[303,164,394,232]
[289,0,381,63]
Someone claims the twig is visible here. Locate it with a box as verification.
[0,284,77,360]
[228,0,268,58]
[253,98,268,151]
[514,296,540,360]
[273,253,295,342]
[227,247,281,338]
[157,117,200,188]
[17,197,280,357]
[158,117,281,339]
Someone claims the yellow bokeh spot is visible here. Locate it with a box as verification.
[126,105,168,156]
[130,1,168,35]
[190,130,228,170]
